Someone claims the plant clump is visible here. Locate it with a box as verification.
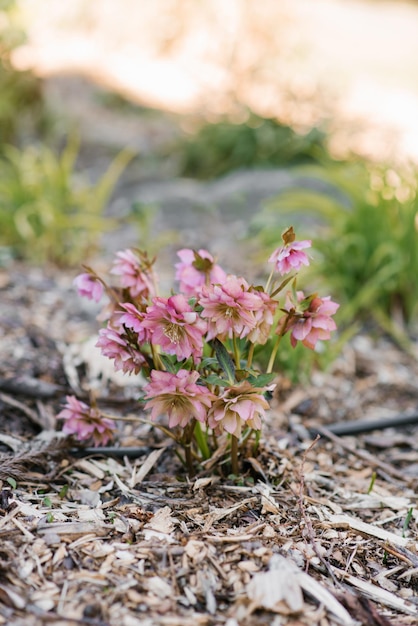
[59,227,339,475]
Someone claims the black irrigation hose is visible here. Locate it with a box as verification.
[309,411,418,438]
[69,413,418,458]
[70,446,152,458]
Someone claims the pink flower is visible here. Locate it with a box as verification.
[73,273,104,302]
[199,275,264,340]
[144,369,215,428]
[268,227,311,275]
[175,249,227,296]
[208,381,270,438]
[279,291,339,349]
[247,289,278,345]
[57,395,115,446]
[142,294,207,362]
[110,249,156,299]
[96,324,146,374]
[117,302,149,343]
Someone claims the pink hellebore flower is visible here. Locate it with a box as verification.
[144,369,215,428]
[110,249,156,300]
[247,289,278,345]
[142,294,207,362]
[117,302,150,344]
[199,275,264,340]
[175,248,227,296]
[269,227,311,275]
[279,291,339,350]
[57,395,115,446]
[96,324,146,374]
[73,273,104,302]
[208,381,270,438]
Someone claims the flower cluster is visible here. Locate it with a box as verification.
[58,230,338,467]
[58,396,115,446]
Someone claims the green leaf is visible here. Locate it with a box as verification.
[193,421,211,460]
[58,484,69,499]
[270,274,294,298]
[6,477,16,489]
[200,356,219,370]
[235,369,250,382]
[42,496,52,507]
[247,372,277,387]
[209,338,235,383]
[159,354,181,373]
[204,374,231,387]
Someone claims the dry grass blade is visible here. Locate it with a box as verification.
[131,447,166,487]
[327,513,416,549]
[334,567,418,617]
[297,571,355,626]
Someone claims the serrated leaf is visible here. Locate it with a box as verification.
[210,338,235,383]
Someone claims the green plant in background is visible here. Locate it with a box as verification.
[0,137,133,265]
[0,0,44,146]
[253,161,418,340]
[175,110,329,180]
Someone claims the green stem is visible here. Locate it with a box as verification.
[266,334,282,374]
[267,313,292,373]
[232,335,240,370]
[253,429,261,455]
[230,435,239,475]
[265,267,275,294]
[194,420,211,460]
[246,342,255,369]
[150,343,164,370]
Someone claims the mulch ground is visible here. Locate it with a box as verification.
[0,262,418,626]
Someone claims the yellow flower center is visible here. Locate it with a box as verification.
[164,323,182,343]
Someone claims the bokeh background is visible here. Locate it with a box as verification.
[13,0,418,161]
[2,0,418,364]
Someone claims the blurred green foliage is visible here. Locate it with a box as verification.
[0,4,134,267]
[175,111,329,179]
[0,0,44,145]
[0,139,133,265]
[253,161,418,339]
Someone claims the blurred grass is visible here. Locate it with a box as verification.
[0,138,133,265]
[252,160,418,344]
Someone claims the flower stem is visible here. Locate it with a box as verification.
[246,342,255,369]
[185,442,195,477]
[265,267,275,294]
[150,343,164,370]
[233,335,240,370]
[266,334,282,374]
[230,435,239,475]
[194,420,211,460]
[267,312,292,373]
[183,420,196,477]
